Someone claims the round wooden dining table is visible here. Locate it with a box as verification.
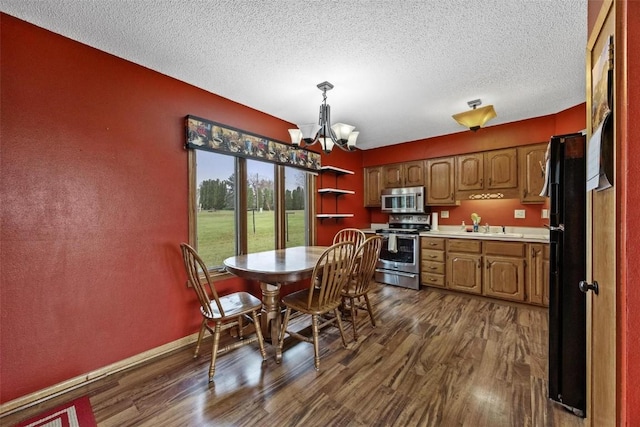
[223,246,328,350]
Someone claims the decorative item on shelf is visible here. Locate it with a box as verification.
[452,99,497,131]
[288,81,359,154]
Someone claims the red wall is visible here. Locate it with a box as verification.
[624,2,640,421]
[602,0,640,424]
[315,148,369,246]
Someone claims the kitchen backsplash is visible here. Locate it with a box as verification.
[370,198,550,228]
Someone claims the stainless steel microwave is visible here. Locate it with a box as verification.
[381,186,426,213]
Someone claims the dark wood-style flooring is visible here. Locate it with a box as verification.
[3,284,584,427]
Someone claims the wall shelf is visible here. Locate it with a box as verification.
[316,213,355,218]
[319,165,355,175]
[318,188,355,195]
[317,166,355,221]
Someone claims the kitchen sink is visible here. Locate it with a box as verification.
[489,232,524,238]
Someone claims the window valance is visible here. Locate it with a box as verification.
[185,115,322,172]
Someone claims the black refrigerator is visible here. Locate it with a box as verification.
[547,132,587,417]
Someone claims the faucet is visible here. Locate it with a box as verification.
[484,223,490,233]
[501,225,506,234]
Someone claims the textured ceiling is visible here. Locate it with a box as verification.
[0,0,587,150]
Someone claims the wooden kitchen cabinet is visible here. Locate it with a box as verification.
[382,160,425,188]
[456,153,484,191]
[518,143,548,203]
[527,243,550,306]
[363,166,383,207]
[421,237,446,288]
[425,157,457,205]
[482,241,526,302]
[439,237,548,306]
[456,148,518,199]
[485,148,518,190]
[446,239,482,294]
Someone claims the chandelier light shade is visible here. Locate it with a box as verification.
[452,99,497,131]
[288,81,359,153]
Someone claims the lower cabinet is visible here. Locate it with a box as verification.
[421,237,446,288]
[483,241,526,302]
[422,237,548,306]
[446,239,482,294]
[527,243,550,306]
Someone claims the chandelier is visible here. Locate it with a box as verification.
[452,99,497,131]
[288,81,359,154]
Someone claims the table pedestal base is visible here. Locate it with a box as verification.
[260,282,282,350]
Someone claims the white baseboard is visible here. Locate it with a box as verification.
[0,332,200,417]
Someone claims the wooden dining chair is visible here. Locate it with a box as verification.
[277,241,356,371]
[333,228,366,248]
[180,243,267,382]
[341,235,383,341]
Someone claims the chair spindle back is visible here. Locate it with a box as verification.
[180,243,224,318]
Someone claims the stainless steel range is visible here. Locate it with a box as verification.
[375,214,430,290]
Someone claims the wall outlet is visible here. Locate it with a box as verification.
[514,209,526,219]
[440,210,449,218]
[542,209,549,219]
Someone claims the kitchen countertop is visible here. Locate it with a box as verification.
[419,230,549,243]
[362,224,549,243]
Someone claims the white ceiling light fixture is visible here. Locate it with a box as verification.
[288,81,359,154]
[452,99,497,132]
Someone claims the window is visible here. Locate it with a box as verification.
[194,151,236,268]
[246,159,275,254]
[189,149,314,273]
[284,166,309,247]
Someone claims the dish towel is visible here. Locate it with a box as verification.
[388,233,398,253]
[539,142,551,197]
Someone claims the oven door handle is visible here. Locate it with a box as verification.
[375,269,417,278]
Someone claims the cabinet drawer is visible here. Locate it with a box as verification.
[422,249,444,262]
[483,241,526,257]
[422,272,445,287]
[421,237,445,250]
[447,239,482,253]
[422,261,445,274]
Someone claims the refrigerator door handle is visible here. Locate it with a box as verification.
[544,223,565,232]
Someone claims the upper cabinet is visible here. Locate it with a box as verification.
[456,148,518,200]
[363,166,383,207]
[382,160,425,188]
[425,157,457,205]
[518,143,548,203]
[456,153,484,191]
[366,143,548,207]
[485,148,518,189]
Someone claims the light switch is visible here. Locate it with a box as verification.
[542,209,549,219]
[440,210,449,218]
[514,209,526,219]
